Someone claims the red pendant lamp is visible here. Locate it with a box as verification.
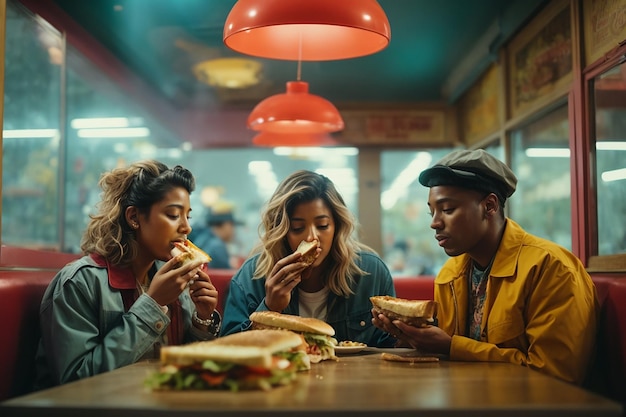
[223,0,391,61]
[247,80,344,134]
[252,132,338,147]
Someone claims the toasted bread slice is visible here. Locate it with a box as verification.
[370,296,438,327]
[250,311,335,336]
[295,239,319,266]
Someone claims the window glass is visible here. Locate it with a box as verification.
[63,44,179,253]
[380,148,453,277]
[593,63,626,256]
[508,105,572,249]
[2,1,62,249]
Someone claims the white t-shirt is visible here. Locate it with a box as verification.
[298,286,330,321]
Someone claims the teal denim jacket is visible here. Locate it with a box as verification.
[34,254,213,389]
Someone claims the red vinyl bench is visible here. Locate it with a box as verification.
[588,275,626,408]
[0,245,80,401]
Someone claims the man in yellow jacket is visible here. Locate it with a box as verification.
[372,149,599,385]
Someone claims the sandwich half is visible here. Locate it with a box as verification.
[145,329,308,391]
[171,239,211,265]
[249,311,337,363]
[370,295,438,327]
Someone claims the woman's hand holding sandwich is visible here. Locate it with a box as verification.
[264,252,311,311]
[146,257,205,306]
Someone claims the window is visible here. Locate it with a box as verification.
[508,105,571,249]
[380,149,453,277]
[2,1,62,249]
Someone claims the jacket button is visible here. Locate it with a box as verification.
[360,320,366,327]
[155,321,164,330]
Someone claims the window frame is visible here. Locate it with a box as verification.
[581,43,626,272]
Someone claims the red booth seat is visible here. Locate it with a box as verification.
[589,275,626,407]
[393,276,435,300]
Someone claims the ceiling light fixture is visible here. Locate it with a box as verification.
[247,80,344,134]
[193,57,262,89]
[223,0,391,61]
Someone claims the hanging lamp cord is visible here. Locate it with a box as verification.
[297,33,302,81]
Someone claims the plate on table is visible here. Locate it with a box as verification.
[335,342,367,354]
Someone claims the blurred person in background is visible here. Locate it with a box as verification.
[189,201,243,269]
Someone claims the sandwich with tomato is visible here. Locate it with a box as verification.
[145,329,309,391]
[171,239,211,265]
[249,311,337,363]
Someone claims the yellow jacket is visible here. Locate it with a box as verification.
[435,219,599,385]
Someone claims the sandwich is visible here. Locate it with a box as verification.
[370,295,438,327]
[144,329,309,391]
[295,239,319,266]
[249,311,337,363]
[171,239,212,265]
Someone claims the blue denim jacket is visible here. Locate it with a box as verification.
[220,251,397,347]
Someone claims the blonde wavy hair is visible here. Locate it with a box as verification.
[80,160,195,266]
[252,170,374,297]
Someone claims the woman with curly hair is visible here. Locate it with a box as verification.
[221,170,396,347]
[34,160,220,389]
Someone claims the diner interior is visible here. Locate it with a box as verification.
[1,0,625,415]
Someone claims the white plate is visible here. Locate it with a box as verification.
[335,345,367,354]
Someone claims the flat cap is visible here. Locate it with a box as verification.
[206,202,244,226]
[418,149,517,200]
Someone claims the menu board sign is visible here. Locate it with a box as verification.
[336,109,453,146]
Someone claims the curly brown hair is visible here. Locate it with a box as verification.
[80,160,195,266]
[252,170,374,297]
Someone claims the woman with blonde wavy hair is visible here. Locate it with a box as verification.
[34,160,220,389]
[221,170,397,347]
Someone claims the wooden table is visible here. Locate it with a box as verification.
[1,351,622,417]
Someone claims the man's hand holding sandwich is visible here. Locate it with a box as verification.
[371,296,449,354]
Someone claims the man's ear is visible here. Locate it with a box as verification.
[484,193,499,218]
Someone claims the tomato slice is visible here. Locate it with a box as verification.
[200,372,227,386]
